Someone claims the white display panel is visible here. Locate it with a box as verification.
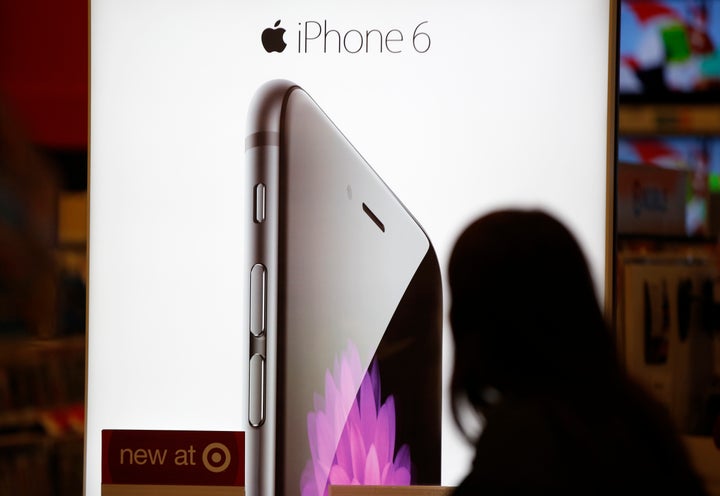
[87,1,616,494]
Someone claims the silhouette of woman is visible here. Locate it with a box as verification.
[448,210,707,495]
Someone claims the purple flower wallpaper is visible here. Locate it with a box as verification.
[300,342,412,496]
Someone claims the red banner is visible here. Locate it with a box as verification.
[102,430,244,487]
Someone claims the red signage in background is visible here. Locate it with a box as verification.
[617,163,689,237]
[0,0,88,148]
[102,430,244,494]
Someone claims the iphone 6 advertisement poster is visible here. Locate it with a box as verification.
[87,1,617,495]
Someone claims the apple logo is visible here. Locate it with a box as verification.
[262,20,287,53]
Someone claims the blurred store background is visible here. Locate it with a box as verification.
[616,1,720,493]
[1,0,720,494]
[0,0,87,494]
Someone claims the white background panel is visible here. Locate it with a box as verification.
[88,1,612,493]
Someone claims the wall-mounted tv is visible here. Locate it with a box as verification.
[618,136,720,236]
[620,0,720,103]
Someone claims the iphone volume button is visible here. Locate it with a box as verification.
[250,264,267,337]
[249,263,267,427]
[249,353,265,427]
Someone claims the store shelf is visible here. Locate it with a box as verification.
[0,336,85,427]
[619,104,720,136]
[0,334,84,494]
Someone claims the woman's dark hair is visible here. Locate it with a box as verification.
[448,210,618,435]
[449,210,707,493]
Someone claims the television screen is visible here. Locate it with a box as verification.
[618,136,720,235]
[620,0,720,102]
[711,138,720,191]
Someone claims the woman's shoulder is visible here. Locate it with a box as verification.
[454,395,707,496]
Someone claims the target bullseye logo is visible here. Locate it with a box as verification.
[202,442,231,473]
